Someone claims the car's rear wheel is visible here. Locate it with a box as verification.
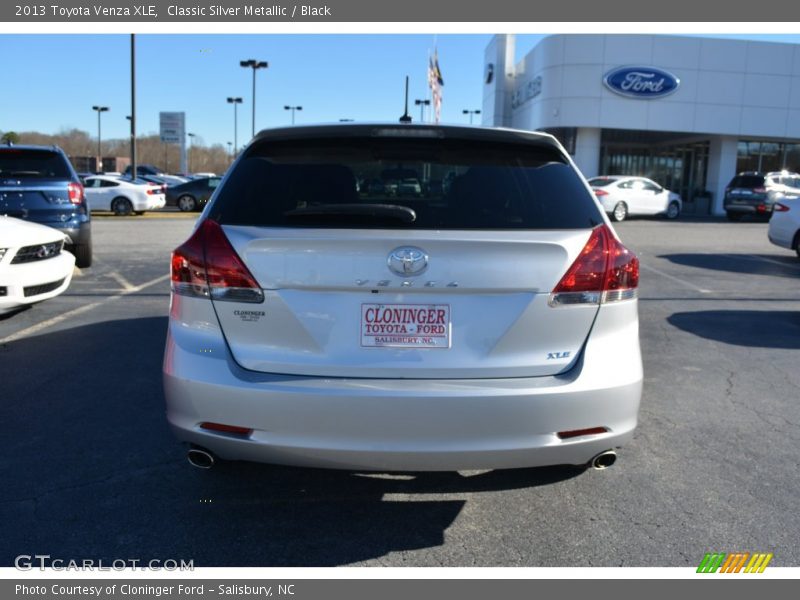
[793,231,800,258]
[726,211,742,221]
[71,244,92,268]
[666,201,680,219]
[611,202,628,222]
[177,194,197,212]
[111,197,133,216]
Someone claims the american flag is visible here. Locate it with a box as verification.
[428,50,444,123]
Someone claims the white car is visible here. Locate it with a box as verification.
[768,199,800,258]
[0,216,75,314]
[83,175,166,216]
[588,176,682,222]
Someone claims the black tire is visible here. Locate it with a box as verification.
[134,211,145,216]
[177,194,197,212]
[611,202,628,222]
[111,197,133,216]
[794,231,800,259]
[72,244,93,268]
[726,211,742,222]
[666,201,680,219]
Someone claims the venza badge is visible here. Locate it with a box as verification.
[387,246,428,277]
[603,66,680,99]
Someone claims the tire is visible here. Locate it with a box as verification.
[111,197,133,216]
[666,201,680,220]
[134,211,145,216]
[72,243,93,268]
[611,202,628,222]
[726,211,742,222]
[177,194,197,212]
[794,232,800,259]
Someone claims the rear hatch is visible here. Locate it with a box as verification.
[725,174,767,207]
[0,148,77,223]
[198,128,610,379]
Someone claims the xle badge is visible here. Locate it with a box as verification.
[547,351,571,360]
[234,310,265,323]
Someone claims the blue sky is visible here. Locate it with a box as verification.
[1,33,799,149]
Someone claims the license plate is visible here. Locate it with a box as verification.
[361,303,451,348]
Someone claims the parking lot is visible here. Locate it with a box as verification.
[1,215,798,567]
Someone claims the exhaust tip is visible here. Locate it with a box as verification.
[591,450,617,470]
[187,447,215,470]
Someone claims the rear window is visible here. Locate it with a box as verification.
[587,177,618,187]
[729,175,765,188]
[211,137,603,230]
[0,149,71,179]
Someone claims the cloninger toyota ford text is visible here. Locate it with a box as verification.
[163,124,643,472]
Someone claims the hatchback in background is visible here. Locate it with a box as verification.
[587,176,682,222]
[83,175,166,215]
[768,199,800,258]
[166,176,221,212]
[723,171,800,221]
[0,216,75,314]
[164,124,643,473]
[0,144,92,267]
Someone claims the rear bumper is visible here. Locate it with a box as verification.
[163,298,643,471]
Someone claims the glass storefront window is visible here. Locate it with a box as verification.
[736,140,800,173]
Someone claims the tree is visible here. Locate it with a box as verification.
[1,131,20,144]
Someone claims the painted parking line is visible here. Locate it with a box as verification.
[639,262,713,294]
[108,270,137,291]
[0,273,170,345]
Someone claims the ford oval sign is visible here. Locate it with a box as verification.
[603,66,680,99]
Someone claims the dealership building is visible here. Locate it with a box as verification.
[482,34,800,215]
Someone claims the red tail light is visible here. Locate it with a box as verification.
[593,189,609,196]
[170,219,264,303]
[549,224,639,306]
[146,187,162,195]
[200,422,253,436]
[774,203,790,212]
[67,182,84,205]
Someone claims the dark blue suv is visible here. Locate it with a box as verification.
[0,144,92,267]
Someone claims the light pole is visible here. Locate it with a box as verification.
[226,97,242,155]
[415,99,430,123]
[284,105,302,125]
[227,141,233,163]
[239,59,268,137]
[187,132,196,173]
[91,105,109,172]
[463,109,481,125]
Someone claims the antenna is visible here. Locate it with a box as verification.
[399,76,412,123]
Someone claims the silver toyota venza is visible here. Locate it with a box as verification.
[163,124,642,472]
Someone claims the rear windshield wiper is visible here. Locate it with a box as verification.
[284,203,417,223]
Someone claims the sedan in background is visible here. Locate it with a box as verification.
[588,176,682,222]
[768,199,800,258]
[166,176,221,212]
[83,176,166,216]
[0,216,75,314]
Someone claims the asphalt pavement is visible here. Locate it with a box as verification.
[1,215,798,567]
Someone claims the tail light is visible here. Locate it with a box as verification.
[67,182,84,205]
[549,224,639,307]
[171,219,264,303]
[774,203,790,212]
[756,204,768,213]
[593,189,608,197]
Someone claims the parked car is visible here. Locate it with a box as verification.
[83,175,165,215]
[587,176,682,222]
[0,216,75,314]
[166,176,221,212]
[0,144,92,267]
[164,124,642,473]
[723,171,800,221]
[768,199,800,258]
[123,164,165,177]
